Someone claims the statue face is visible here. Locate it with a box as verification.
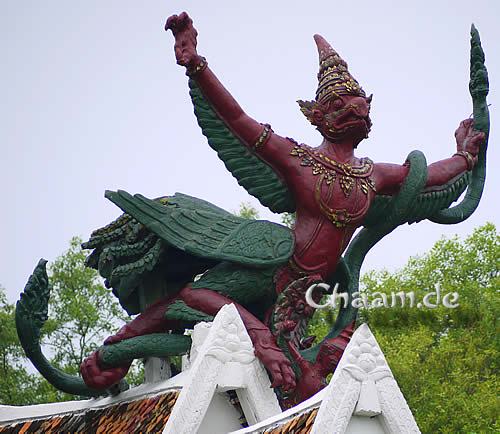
[318,94,372,145]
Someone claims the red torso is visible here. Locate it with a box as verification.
[187,64,470,278]
[282,140,377,279]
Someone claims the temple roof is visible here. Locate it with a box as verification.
[262,407,319,433]
[1,312,420,433]
[0,390,179,434]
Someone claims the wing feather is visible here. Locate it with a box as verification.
[365,171,471,227]
[105,190,294,267]
[189,79,295,214]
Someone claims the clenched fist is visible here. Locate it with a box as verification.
[165,12,199,68]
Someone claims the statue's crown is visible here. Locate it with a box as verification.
[314,34,365,103]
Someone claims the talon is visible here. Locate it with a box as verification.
[270,363,284,388]
[165,15,178,31]
[104,333,123,345]
[179,11,190,25]
[80,351,130,390]
[283,371,296,392]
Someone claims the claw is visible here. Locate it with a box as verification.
[80,351,130,390]
[165,15,177,31]
[282,371,296,392]
[104,332,124,346]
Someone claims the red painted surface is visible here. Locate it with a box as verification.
[80,11,485,402]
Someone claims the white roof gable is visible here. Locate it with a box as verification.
[163,303,281,433]
[311,323,420,433]
[233,324,420,434]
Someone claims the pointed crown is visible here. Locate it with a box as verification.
[314,34,365,104]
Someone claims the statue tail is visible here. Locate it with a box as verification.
[15,260,123,397]
[16,260,193,398]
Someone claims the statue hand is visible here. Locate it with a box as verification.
[80,351,131,390]
[455,118,485,157]
[165,12,199,68]
[251,332,296,392]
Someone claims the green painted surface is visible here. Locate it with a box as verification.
[189,79,295,214]
[15,27,490,396]
[165,300,214,322]
[430,25,489,223]
[98,333,192,367]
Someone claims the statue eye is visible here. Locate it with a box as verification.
[332,99,344,110]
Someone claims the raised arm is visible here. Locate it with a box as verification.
[165,13,294,173]
[373,119,485,195]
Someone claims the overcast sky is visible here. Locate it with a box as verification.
[2,1,499,303]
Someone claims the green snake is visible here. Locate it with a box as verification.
[15,25,489,397]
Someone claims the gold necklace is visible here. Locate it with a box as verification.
[290,144,376,197]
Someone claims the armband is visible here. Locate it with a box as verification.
[186,56,208,77]
[252,124,273,151]
[453,151,477,171]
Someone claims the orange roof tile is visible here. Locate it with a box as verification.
[263,407,319,434]
[0,390,179,434]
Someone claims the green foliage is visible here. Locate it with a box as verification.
[45,237,128,373]
[308,223,499,432]
[280,212,296,228]
[236,202,260,220]
[0,287,60,404]
[1,288,39,404]
[306,299,338,343]
[0,238,145,405]
[236,201,295,229]
[363,224,499,432]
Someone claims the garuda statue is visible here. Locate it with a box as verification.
[16,12,490,408]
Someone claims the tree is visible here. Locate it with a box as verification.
[280,212,296,228]
[363,223,498,432]
[0,287,42,404]
[44,237,129,375]
[309,223,499,432]
[0,285,62,404]
[236,202,260,219]
[236,201,295,228]
[0,237,144,405]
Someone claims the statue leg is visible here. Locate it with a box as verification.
[103,293,183,345]
[81,285,296,391]
[178,286,296,391]
[80,293,184,390]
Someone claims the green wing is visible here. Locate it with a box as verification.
[105,190,294,267]
[189,79,295,214]
[364,170,472,227]
[83,192,294,314]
